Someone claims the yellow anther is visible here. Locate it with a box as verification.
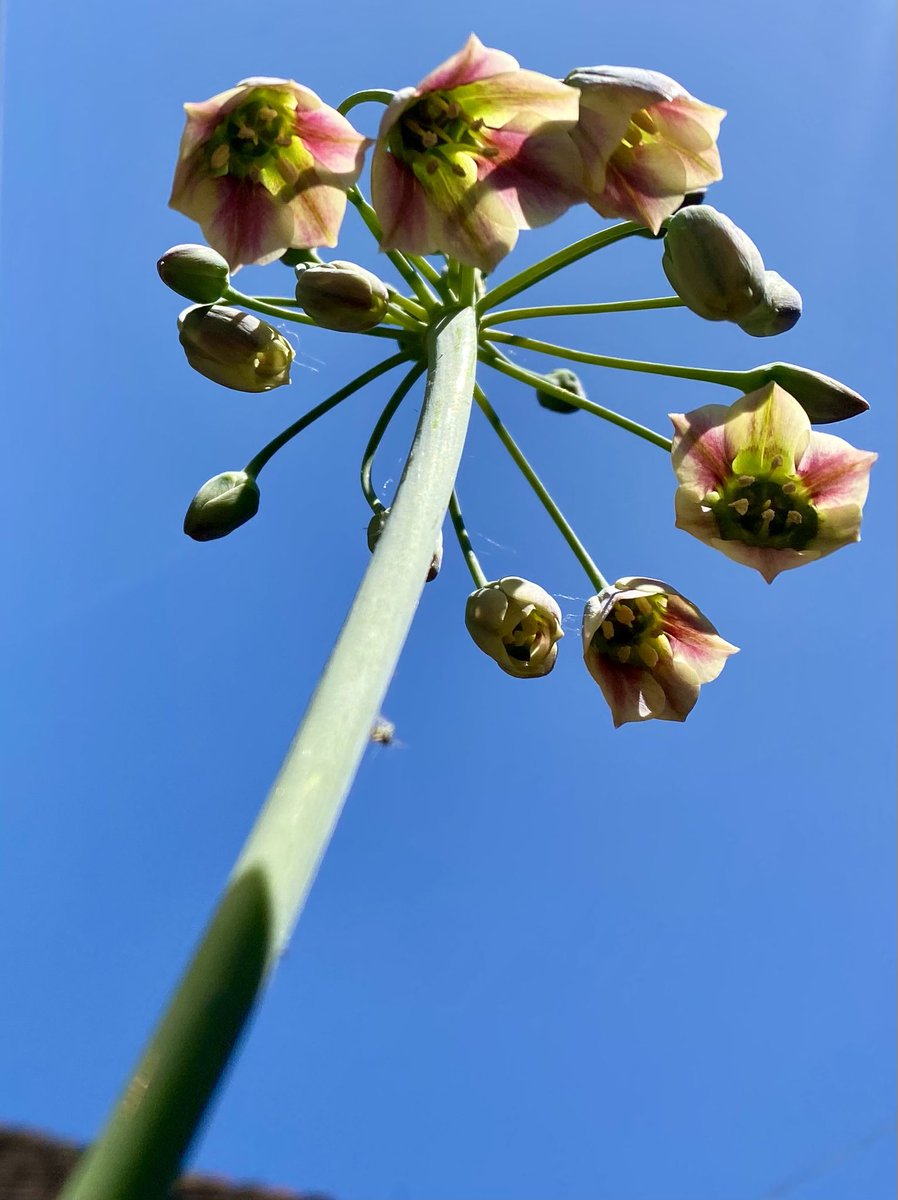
[257,106,279,121]
[638,642,659,668]
[760,508,775,522]
[655,633,673,658]
[236,122,258,143]
[617,646,632,663]
[425,158,439,175]
[770,454,784,468]
[635,596,653,616]
[210,144,230,169]
[729,498,750,516]
[786,510,803,525]
[601,620,615,640]
[613,604,635,626]
[738,475,755,486]
[782,481,797,494]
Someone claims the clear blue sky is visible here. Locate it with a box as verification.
[1,2,895,1198]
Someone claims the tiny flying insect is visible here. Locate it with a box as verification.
[369,716,402,748]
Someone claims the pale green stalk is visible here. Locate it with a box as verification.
[59,306,478,1200]
[481,297,684,326]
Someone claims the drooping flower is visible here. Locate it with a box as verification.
[465,577,563,678]
[582,578,737,727]
[671,383,877,582]
[170,78,369,270]
[371,35,583,271]
[565,66,725,233]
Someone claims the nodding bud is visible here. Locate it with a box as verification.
[756,362,868,424]
[366,507,443,582]
[279,247,324,267]
[177,305,293,392]
[738,271,803,337]
[157,244,230,304]
[662,205,766,323]
[536,368,586,414]
[465,577,564,679]
[295,260,390,332]
[183,471,260,541]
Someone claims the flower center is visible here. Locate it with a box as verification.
[619,108,661,152]
[704,457,819,549]
[206,89,297,182]
[590,595,671,668]
[390,90,498,178]
[504,606,550,665]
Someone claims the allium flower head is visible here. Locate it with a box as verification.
[566,67,725,233]
[371,35,583,271]
[170,78,369,270]
[671,383,877,582]
[582,578,737,727]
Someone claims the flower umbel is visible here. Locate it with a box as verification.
[169,78,369,270]
[582,578,737,726]
[566,66,725,233]
[671,383,877,582]
[465,577,563,678]
[371,35,582,271]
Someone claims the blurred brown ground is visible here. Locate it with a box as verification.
[0,1128,332,1200]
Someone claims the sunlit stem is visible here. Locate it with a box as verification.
[337,88,395,115]
[483,328,758,390]
[456,264,479,309]
[57,307,479,1200]
[473,384,608,592]
[223,286,404,342]
[385,301,421,331]
[480,349,672,453]
[360,363,426,511]
[346,187,439,309]
[478,222,649,313]
[244,354,410,479]
[448,490,488,588]
[481,297,684,327]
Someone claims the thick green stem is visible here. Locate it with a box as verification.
[360,362,426,510]
[58,306,478,1200]
[477,222,647,313]
[474,384,608,592]
[483,328,755,389]
[481,297,684,326]
[480,350,672,452]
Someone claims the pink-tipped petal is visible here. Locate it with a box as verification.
[670,406,732,493]
[371,147,442,256]
[295,106,370,178]
[797,433,877,509]
[482,127,584,228]
[723,383,811,473]
[419,34,519,92]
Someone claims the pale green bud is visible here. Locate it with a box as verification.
[157,244,230,303]
[756,363,868,424]
[295,260,390,332]
[738,271,803,337]
[465,577,563,679]
[662,205,766,323]
[536,368,586,414]
[367,507,443,582]
[183,471,260,541]
[177,306,293,392]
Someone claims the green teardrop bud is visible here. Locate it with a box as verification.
[177,305,293,392]
[662,205,766,322]
[535,368,586,414]
[295,261,390,332]
[183,471,260,541]
[755,363,868,424]
[157,244,230,304]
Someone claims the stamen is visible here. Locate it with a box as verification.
[257,106,279,122]
[601,620,615,640]
[451,162,466,176]
[634,596,652,616]
[770,454,784,469]
[275,134,292,147]
[638,643,659,669]
[782,481,797,494]
[425,159,439,175]
[613,604,635,627]
[729,498,750,516]
[617,646,631,663]
[760,509,775,523]
[786,510,803,525]
[210,144,230,169]
[655,633,672,658]
[738,475,755,486]
[236,122,258,143]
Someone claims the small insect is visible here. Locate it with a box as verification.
[369,716,397,746]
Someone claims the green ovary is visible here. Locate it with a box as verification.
[206,89,298,182]
[706,467,818,550]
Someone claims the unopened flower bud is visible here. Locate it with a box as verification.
[178,305,293,392]
[366,507,442,582]
[738,271,802,337]
[756,362,869,424]
[183,471,260,541]
[465,577,563,679]
[536,368,586,414]
[295,260,390,332]
[157,244,230,303]
[279,247,323,268]
[662,205,766,323]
